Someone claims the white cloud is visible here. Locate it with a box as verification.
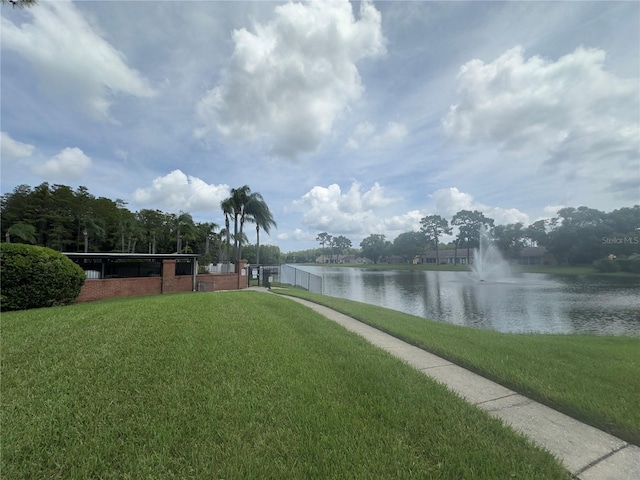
[442,46,639,197]
[347,121,408,150]
[443,46,637,148]
[541,205,566,219]
[1,131,34,158]
[277,228,317,243]
[114,149,129,161]
[31,147,92,180]
[1,0,156,121]
[430,187,530,225]
[381,210,423,231]
[379,122,409,145]
[290,183,530,245]
[431,187,474,217]
[133,170,229,214]
[195,0,386,158]
[291,181,409,237]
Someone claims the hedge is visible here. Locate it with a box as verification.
[0,243,85,311]
[594,255,640,274]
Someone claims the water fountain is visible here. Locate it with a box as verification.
[471,225,513,281]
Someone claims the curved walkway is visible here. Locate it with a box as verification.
[252,288,640,479]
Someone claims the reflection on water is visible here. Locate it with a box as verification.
[297,266,640,336]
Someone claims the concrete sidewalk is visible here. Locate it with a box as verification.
[260,290,639,479]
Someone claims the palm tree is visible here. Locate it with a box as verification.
[218,228,228,264]
[119,216,137,253]
[197,222,219,255]
[237,190,275,265]
[127,221,145,253]
[137,209,165,254]
[81,218,105,252]
[221,186,276,276]
[246,195,277,266]
[220,198,234,270]
[221,185,251,264]
[173,211,195,253]
[230,186,251,262]
[116,199,134,253]
[2,0,38,8]
[5,222,36,244]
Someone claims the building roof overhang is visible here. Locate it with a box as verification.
[62,253,199,260]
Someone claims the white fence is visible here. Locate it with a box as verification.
[206,263,235,274]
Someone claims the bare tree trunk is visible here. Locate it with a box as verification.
[256,225,261,266]
[237,211,245,263]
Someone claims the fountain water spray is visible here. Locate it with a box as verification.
[471,225,512,281]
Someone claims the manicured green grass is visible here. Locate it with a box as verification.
[275,288,640,446]
[1,292,571,479]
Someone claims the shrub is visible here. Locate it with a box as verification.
[0,244,85,311]
[616,258,631,272]
[593,258,620,273]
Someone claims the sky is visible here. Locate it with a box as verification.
[1,0,639,252]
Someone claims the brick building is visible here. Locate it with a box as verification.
[63,253,248,303]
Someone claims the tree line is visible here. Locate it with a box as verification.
[314,232,353,262]
[1,183,280,266]
[302,206,639,265]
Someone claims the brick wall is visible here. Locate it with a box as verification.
[161,260,189,293]
[75,259,248,303]
[75,277,162,302]
[196,272,248,291]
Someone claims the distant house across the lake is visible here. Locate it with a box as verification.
[418,246,557,265]
[315,254,371,264]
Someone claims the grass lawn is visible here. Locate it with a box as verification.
[1,292,571,479]
[275,288,640,446]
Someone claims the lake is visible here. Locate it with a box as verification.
[295,266,640,336]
